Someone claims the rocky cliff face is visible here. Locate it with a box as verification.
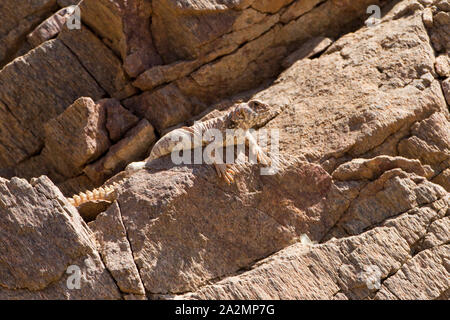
[0,0,448,300]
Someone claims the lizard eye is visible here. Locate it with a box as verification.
[248,100,266,111]
[233,107,245,120]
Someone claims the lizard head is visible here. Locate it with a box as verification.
[230,103,255,128]
[230,99,278,129]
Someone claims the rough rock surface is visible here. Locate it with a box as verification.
[84,119,156,185]
[0,0,58,67]
[88,202,146,297]
[0,0,449,300]
[109,157,351,294]
[0,40,105,169]
[0,176,121,299]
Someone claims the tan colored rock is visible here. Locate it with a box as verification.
[326,168,447,239]
[0,0,57,66]
[442,77,450,104]
[398,112,450,175]
[263,13,446,168]
[129,0,380,128]
[58,25,136,99]
[123,0,386,136]
[79,0,162,77]
[27,7,72,48]
[232,7,270,30]
[96,157,356,295]
[120,0,162,77]
[376,245,450,300]
[101,99,139,142]
[383,0,424,21]
[42,97,111,178]
[430,9,450,52]
[422,7,434,27]
[251,0,294,13]
[0,39,105,169]
[151,0,239,62]
[0,176,121,299]
[179,0,381,103]
[154,7,279,88]
[7,97,142,194]
[109,6,449,298]
[432,168,450,191]
[332,156,433,181]
[422,216,450,249]
[281,0,323,23]
[123,84,198,132]
[282,37,333,68]
[84,119,156,184]
[382,195,448,247]
[435,54,450,77]
[132,60,201,91]
[172,184,449,300]
[174,228,411,299]
[77,0,124,56]
[1,0,449,301]
[89,202,146,296]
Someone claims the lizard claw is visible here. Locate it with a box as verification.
[256,150,272,166]
[214,163,236,184]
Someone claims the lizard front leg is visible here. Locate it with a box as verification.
[204,139,237,184]
[245,130,272,166]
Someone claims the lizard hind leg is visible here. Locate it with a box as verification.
[125,161,147,172]
[255,146,272,166]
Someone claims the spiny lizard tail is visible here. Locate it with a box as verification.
[67,182,119,207]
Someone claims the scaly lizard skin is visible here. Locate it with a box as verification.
[127,99,279,183]
[68,99,281,208]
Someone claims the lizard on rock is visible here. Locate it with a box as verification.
[68,99,282,208]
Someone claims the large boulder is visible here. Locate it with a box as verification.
[0,40,105,169]
[0,176,121,299]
